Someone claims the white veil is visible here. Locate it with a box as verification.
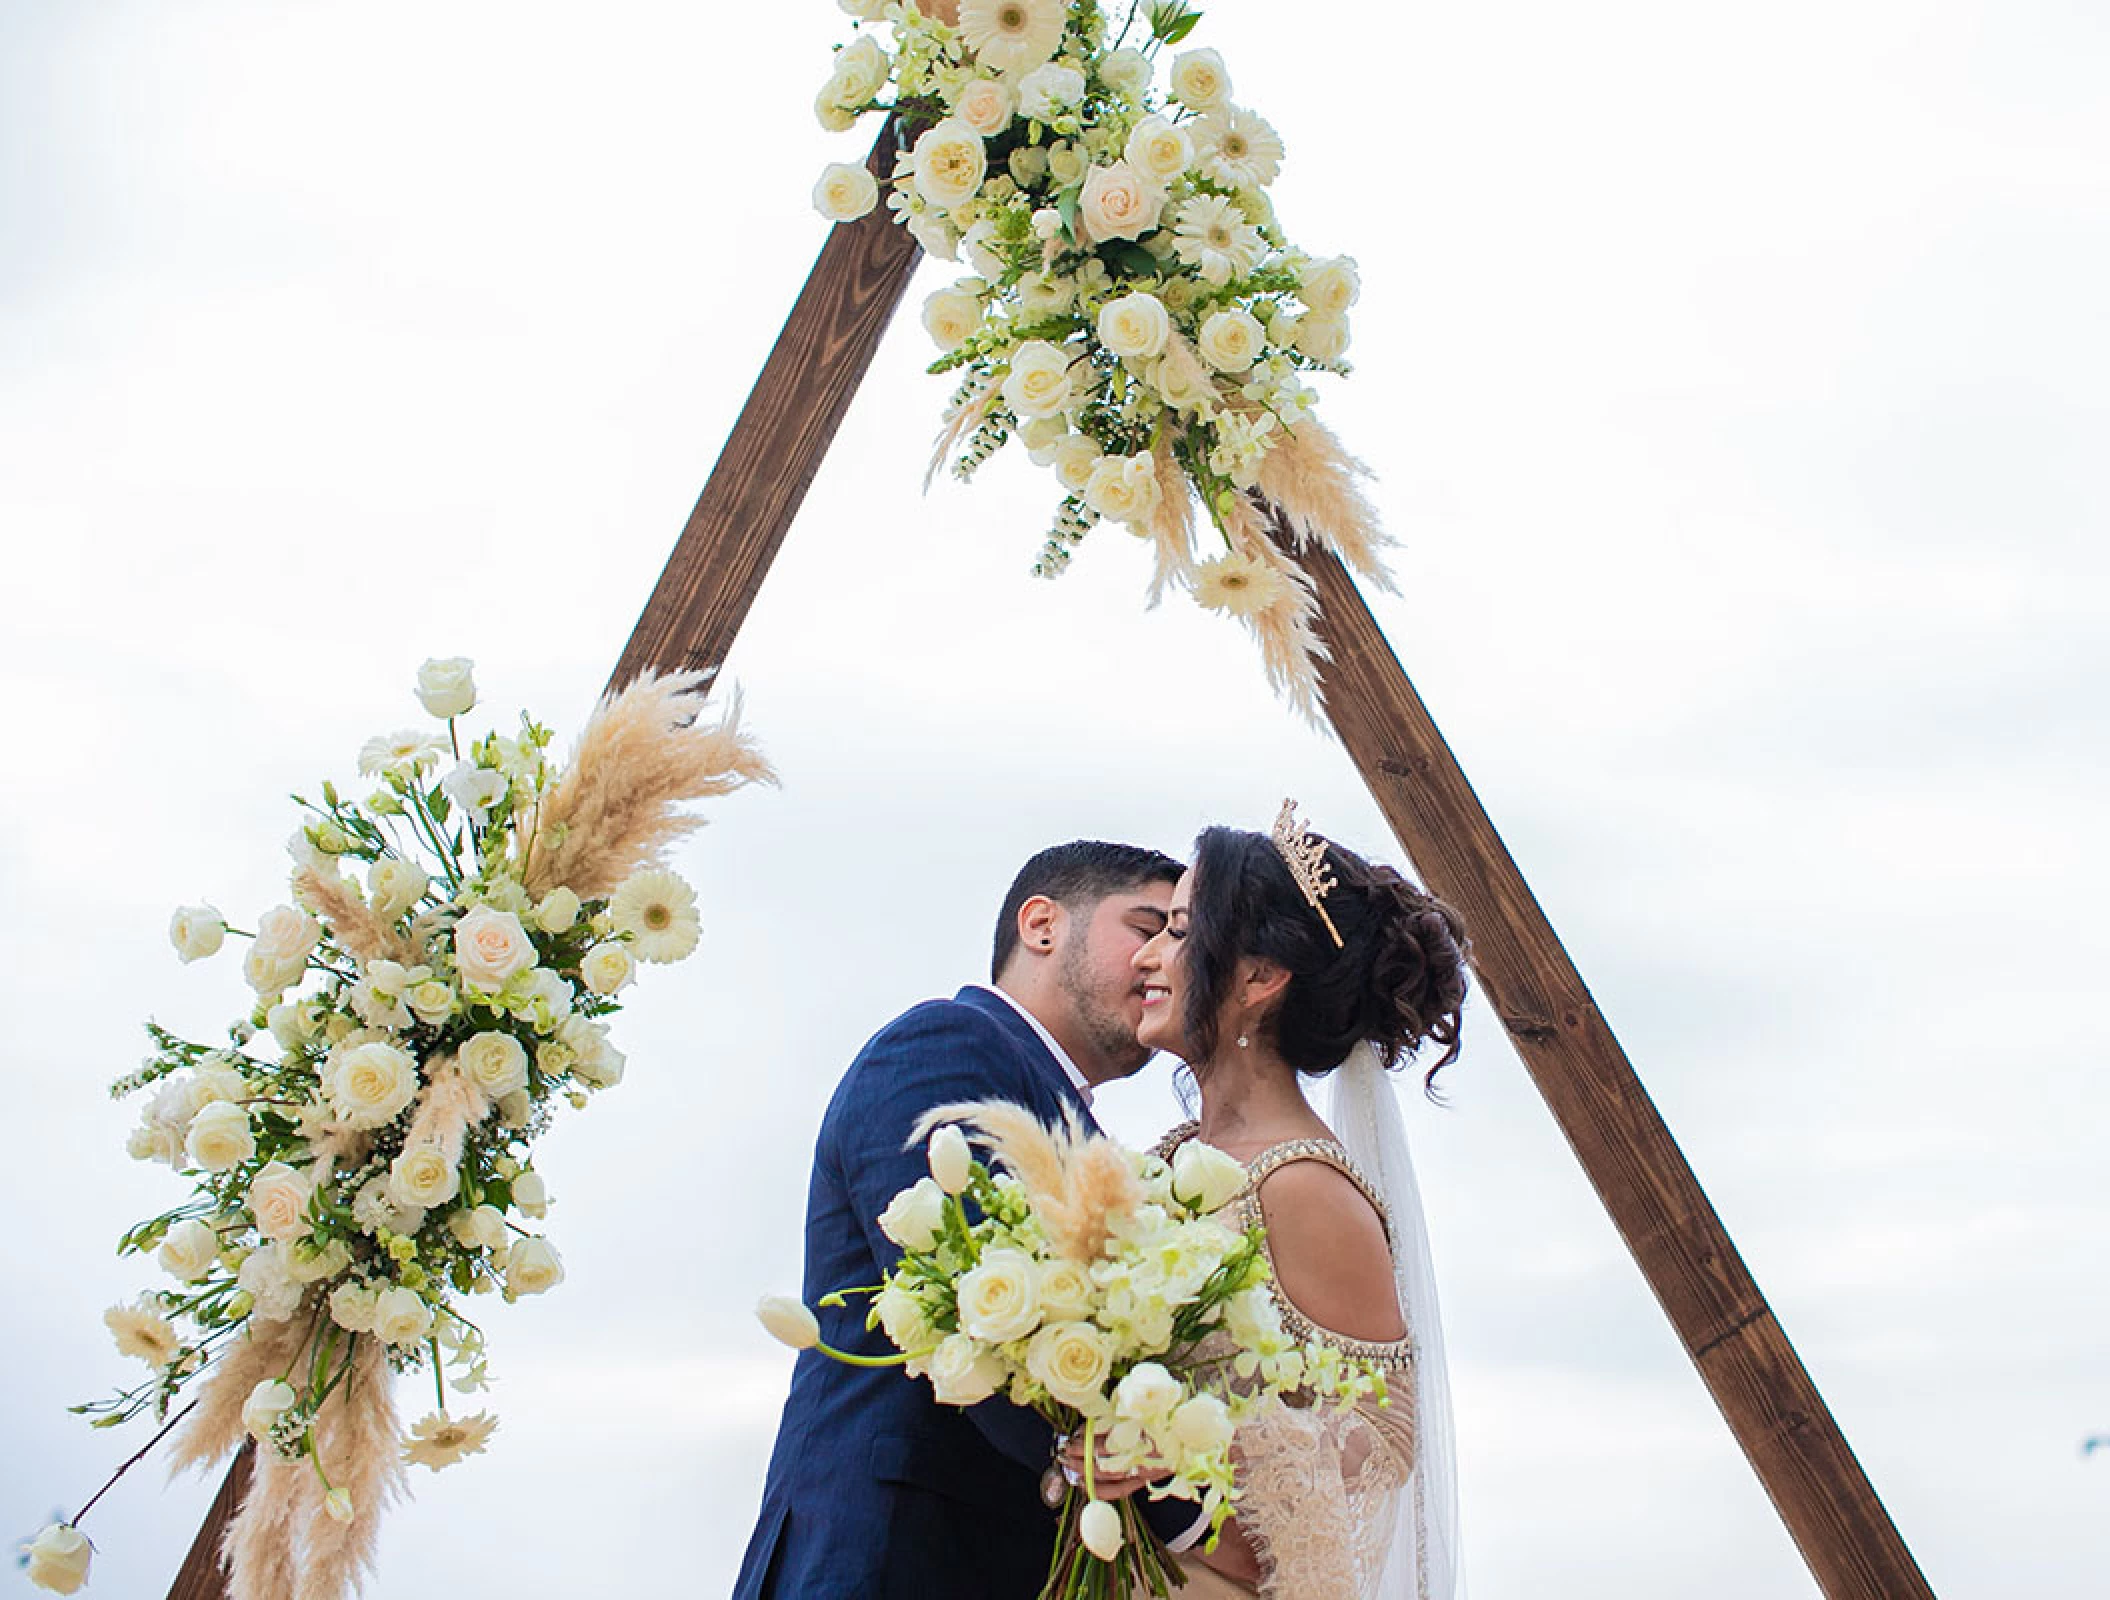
[1326,1041,1463,1600]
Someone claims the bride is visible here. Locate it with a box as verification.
[1084,806,1469,1600]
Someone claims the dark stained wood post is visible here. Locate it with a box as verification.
[164,1442,251,1600]
[1296,542,1936,1600]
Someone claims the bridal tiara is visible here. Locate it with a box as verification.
[1269,798,1345,949]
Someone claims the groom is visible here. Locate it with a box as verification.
[733,840,1187,1600]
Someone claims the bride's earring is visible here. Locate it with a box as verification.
[1236,1029,1250,1049]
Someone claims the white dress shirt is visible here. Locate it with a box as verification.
[973,983,1093,1105]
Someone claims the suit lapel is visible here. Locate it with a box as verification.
[953,985,1099,1129]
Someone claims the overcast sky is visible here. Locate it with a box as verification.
[4,1,2106,1596]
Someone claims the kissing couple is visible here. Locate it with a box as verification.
[735,817,1468,1600]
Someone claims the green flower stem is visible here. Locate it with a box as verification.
[812,1340,917,1369]
[428,1336,447,1415]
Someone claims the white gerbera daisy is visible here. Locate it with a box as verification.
[357,729,448,778]
[608,868,701,963]
[1192,553,1293,619]
[104,1301,184,1367]
[957,0,1065,75]
[1193,108,1285,191]
[1171,195,1265,286]
[402,1409,499,1471]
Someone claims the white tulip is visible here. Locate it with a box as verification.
[756,1293,821,1350]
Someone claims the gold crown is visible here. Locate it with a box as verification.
[1270,798,1344,949]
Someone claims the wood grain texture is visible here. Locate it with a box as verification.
[1296,536,1935,1600]
[607,122,923,692]
[164,1442,250,1600]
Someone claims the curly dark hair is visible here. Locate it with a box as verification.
[1181,825,1470,1091]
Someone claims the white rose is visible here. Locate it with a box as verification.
[1123,115,1192,185]
[326,1041,419,1129]
[1016,62,1085,121]
[192,1059,247,1106]
[459,1030,529,1100]
[1096,291,1171,359]
[245,904,320,994]
[1046,140,1088,187]
[877,1176,947,1252]
[266,999,318,1052]
[1046,435,1103,492]
[534,887,581,934]
[367,859,430,923]
[814,91,857,133]
[953,77,1014,137]
[922,286,984,352]
[505,1236,565,1297]
[388,1144,461,1211]
[1000,339,1076,419]
[755,1293,820,1349]
[497,1088,532,1127]
[927,1124,973,1194]
[185,1100,254,1172]
[169,904,225,963]
[1036,1257,1096,1322]
[839,0,890,22]
[510,1169,550,1219]
[1293,312,1352,362]
[1169,1391,1234,1455]
[1171,1140,1248,1214]
[813,161,880,223]
[1079,1499,1125,1561]
[874,1282,936,1353]
[1077,162,1164,244]
[1197,308,1265,374]
[407,980,455,1027]
[25,1524,93,1595]
[1025,1320,1114,1410]
[414,657,477,718]
[242,1378,297,1442]
[238,1243,303,1322]
[247,1161,313,1242]
[1083,453,1162,527]
[1169,47,1231,112]
[448,1204,510,1254]
[453,906,537,992]
[159,1218,219,1281]
[1009,145,1052,186]
[956,1247,1041,1343]
[827,35,890,105]
[1019,413,1069,452]
[556,1015,623,1088]
[1113,1360,1184,1424]
[328,1281,380,1333]
[374,1285,435,1346]
[1099,46,1151,102]
[911,118,987,212]
[1298,255,1361,316]
[927,1333,1006,1406]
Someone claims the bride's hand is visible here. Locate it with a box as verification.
[1057,1435,1158,1502]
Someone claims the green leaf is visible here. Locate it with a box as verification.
[1163,10,1202,45]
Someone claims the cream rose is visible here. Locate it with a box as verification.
[928,1333,1006,1406]
[1169,47,1231,112]
[956,1247,1041,1343]
[813,161,880,223]
[242,1378,297,1442]
[1299,254,1361,316]
[1025,1320,1114,1410]
[388,1144,461,1211]
[247,1161,313,1242]
[954,77,1014,137]
[1046,140,1088,187]
[1198,308,1266,373]
[510,1170,550,1218]
[1123,115,1192,185]
[453,906,536,992]
[911,118,987,212]
[922,286,984,352]
[408,980,455,1027]
[826,34,890,106]
[328,1281,380,1333]
[447,1204,510,1254]
[374,1285,435,1346]
[1099,45,1151,101]
[459,1030,529,1099]
[878,1176,946,1252]
[1169,1391,1234,1454]
[414,657,477,718]
[1171,1140,1249,1214]
[169,904,225,963]
[505,1237,565,1297]
[1150,341,1218,413]
[326,1041,419,1129]
[1046,434,1103,492]
[245,904,320,994]
[814,92,856,133]
[1000,339,1076,419]
[1077,161,1164,243]
[1095,291,1171,359]
[874,1282,936,1352]
[1293,312,1352,362]
[1113,1360,1183,1423]
[1036,1257,1096,1322]
[1083,452,1163,526]
[159,1218,219,1281]
[576,939,633,997]
[367,859,430,923]
[25,1524,92,1595]
[185,1100,254,1172]
[534,887,581,934]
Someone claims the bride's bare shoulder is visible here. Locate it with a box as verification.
[1253,1158,1407,1345]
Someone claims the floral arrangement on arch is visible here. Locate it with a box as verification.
[758,1103,1386,1600]
[23,659,772,1599]
[809,0,1398,719]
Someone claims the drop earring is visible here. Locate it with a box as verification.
[1236,1031,1249,1049]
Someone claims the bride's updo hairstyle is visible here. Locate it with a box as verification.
[1183,825,1470,1091]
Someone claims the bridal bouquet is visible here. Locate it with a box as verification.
[28,660,772,1599]
[809,0,1396,719]
[758,1101,1386,1600]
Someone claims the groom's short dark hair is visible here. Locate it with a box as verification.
[991,841,1183,980]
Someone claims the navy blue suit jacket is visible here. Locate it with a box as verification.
[733,987,1180,1599]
